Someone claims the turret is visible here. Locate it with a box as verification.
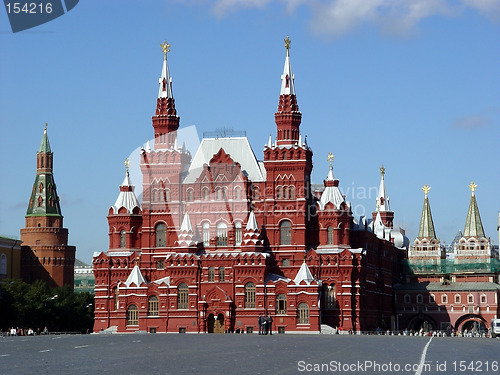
[372,165,394,228]
[20,124,75,288]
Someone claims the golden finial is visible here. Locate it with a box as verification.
[327,152,334,163]
[380,164,385,177]
[422,184,431,196]
[44,123,47,131]
[124,158,130,170]
[469,181,478,193]
[284,36,291,51]
[160,40,171,59]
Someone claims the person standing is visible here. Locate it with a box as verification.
[267,315,273,335]
[258,314,263,335]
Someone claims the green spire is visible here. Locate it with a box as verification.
[38,123,52,153]
[463,182,485,237]
[417,185,437,239]
[26,125,61,217]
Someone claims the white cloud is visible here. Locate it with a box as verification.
[452,114,491,129]
[206,0,500,36]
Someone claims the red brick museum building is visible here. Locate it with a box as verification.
[92,39,413,334]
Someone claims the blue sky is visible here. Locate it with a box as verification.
[1,0,499,264]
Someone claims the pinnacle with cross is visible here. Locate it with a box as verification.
[160,40,171,59]
[284,36,291,51]
[469,181,478,194]
[422,184,431,196]
[380,165,385,178]
[124,158,130,170]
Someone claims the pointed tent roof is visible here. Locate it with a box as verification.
[38,124,52,153]
[319,163,344,210]
[112,165,140,214]
[293,261,315,285]
[280,36,295,96]
[26,126,62,217]
[158,41,173,99]
[245,210,259,231]
[417,185,437,239]
[463,182,485,237]
[180,212,193,232]
[124,265,146,287]
[376,165,390,212]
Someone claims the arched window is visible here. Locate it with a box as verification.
[155,223,167,247]
[216,188,222,201]
[202,188,209,201]
[153,190,158,203]
[417,294,423,304]
[468,294,474,304]
[481,294,487,304]
[164,189,170,202]
[276,186,282,199]
[120,230,126,248]
[324,284,336,310]
[202,222,210,247]
[234,186,241,200]
[276,293,287,315]
[178,283,188,309]
[455,294,461,304]
[441,294,448,304]
[280,220,292,245]
[283,186,289,199]
[113,287,119,310]
[253,187,259,200]
[219,267,225,282]
[127,305,138,325]
[222,188,227,200]
[217,222,227,246]
[187,189,194,202]
[297,303,309,324]
[235,221,242,246]
[245,282,256,308]
[289,186,295,199]
[148,295,159,316]
[404,294,410,304]
[208,267,215,282]
[327,226,333,245]
[158,154,162,164]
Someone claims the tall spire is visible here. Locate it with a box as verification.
[372,165,394,228]
[158,41,173,99]
[376,165,390,212]
[26,125,61,217]
[275,36,301,146]
[417,185,437,239]
[153,40,179,150]
[463,181,485,237]
[280,36,295,96]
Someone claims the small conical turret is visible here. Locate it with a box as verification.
[463,182,485,238]
[417,185,437,239]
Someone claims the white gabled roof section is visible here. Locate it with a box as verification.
[180,212,193,232]
[293,261,315,285]
[112,170,141,214]
[124,265,146,287]
[183,137,265,183]
[319,164,344,210]
[246,211,259,231]
[153,276,171,286]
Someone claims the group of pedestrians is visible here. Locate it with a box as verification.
[258,314,273,335]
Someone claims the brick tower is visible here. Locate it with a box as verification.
[20,125,75,288]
